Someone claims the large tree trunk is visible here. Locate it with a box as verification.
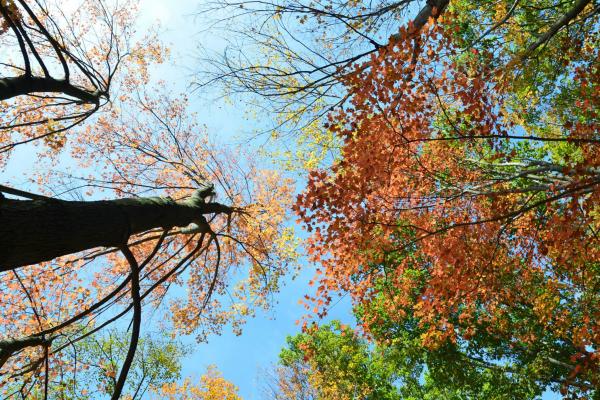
[0,75,102,103]
[0,191,231,271]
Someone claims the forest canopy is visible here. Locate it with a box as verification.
[1,0,599,398]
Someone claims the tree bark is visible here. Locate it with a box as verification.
[412,0,450,31]
[0,336,49,369]
[0,75,103,103]
[0,191,231,271]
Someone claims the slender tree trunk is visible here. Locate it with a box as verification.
[0,191,230,271]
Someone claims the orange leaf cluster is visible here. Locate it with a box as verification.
[296,18,600,386]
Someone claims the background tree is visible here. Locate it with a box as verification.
[261,360,317,400]
[268,320,547,400]
[153,365,242,400]
[276,321,399,400]
[2,328,187,399]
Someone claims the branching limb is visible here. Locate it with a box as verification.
[523,0,594,57]
[111,245,142,400]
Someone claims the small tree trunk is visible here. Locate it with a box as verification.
[0,191,230,271]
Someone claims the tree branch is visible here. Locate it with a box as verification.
[0,75,102,103]
[110,246,142,400]
[523,0,593,57]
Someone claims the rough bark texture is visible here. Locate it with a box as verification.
[0,191,231,270]
[0,75,103,103]
[389,0,449,40]
[0,336,49,369]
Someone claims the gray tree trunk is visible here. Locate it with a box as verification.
[0,191,230,271]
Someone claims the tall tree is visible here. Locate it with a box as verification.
[270,320,546,399]
[294,2,600,397]
[0,1,297,398]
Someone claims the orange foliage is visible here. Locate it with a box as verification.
[153,366,242,400]
[296,15,600,387]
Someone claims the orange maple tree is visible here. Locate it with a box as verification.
[296,5,599,395]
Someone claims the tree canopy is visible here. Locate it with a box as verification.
[268,320,548,399]
[1,0,599,398]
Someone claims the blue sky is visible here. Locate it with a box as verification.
[130,3,359,397]
[122,2,345,397]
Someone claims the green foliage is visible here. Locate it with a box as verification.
[20,328,188,400]
[280,318,552,400]
[280,321,399,400]
[449,0,599,131]
[75,329,187,399]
